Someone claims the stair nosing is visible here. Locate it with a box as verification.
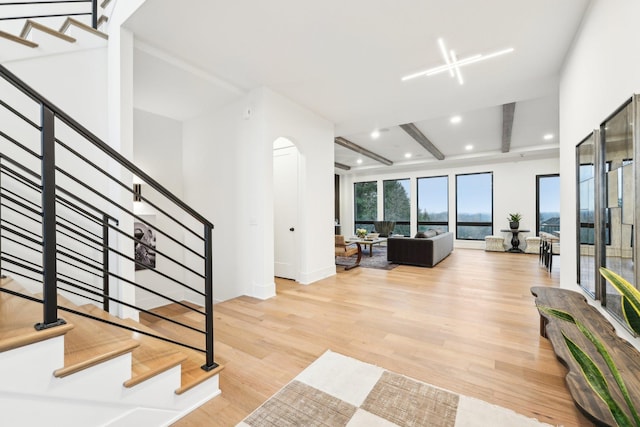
[60,17,108,40]
[54,339,140,378]
[175,364,224,395]
[124,352,188,388]
[0,30,38,48]
[0,323,75,353]
[20,20,76,43]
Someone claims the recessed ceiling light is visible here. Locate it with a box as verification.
[543,133,554,140]
[404,153,412,158]
[371,130,380,139]
[450,116,462,124]
[356,158,363,164]
[465,144,473,151]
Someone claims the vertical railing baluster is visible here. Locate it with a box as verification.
[36,105,65,330]
[91,0,98,29]
[102,213,110,312]
[201,223,218,371]
[0,158,3,279]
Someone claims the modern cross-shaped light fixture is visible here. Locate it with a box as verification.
[402,38,514,85]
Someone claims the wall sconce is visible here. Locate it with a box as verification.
[133,183,142,202]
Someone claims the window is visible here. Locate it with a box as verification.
[354,181,377,233]
[417,176,448,232]
[383,179,410,236]
[536,174,560,235]
[456,172,493,240]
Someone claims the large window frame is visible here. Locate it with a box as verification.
[353,181,377,233]
[536,174,560,235]
[417,175,448,232]
[383,178,410,236]
[455,172,493,240]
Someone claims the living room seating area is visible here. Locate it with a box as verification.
[387,230,454,267]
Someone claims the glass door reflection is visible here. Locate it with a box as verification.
[601,99,634,325]
[577,134,596,297]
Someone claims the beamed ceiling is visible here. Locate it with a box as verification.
[126,0,592,173]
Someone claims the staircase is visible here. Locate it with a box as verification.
[0,0,112,63]
[0,2,222,425]
[0,277,222,426]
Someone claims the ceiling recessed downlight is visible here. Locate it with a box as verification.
[450,115,462,124]
[465,144,473,151]
[404,153,412,158]
[543,133,554,140]
[371,130,380,139]
[356,158,363,164]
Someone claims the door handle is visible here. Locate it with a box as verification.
[289,227,295,232]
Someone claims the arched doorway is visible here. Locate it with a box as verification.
[273,137,299,280]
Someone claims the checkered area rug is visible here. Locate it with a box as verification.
[237,351,553,427]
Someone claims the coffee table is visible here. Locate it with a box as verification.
[346,237,387,257]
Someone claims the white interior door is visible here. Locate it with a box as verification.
[273,143,298,280]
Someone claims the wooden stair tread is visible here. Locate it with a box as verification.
[175,351,224,395]
[2,278,222,392]
[0,278,75,352]
[139,304,224,394]
[0,30,38,48]
[1,280,137,377]
[80,305,192,388]
[20,20,76,43]
[60,17,108,40]
[100,0,112,8]
[54,336,139,378]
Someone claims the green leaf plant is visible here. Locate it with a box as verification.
[537,267,640,426]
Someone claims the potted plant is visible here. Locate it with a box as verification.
[507,213,522,230]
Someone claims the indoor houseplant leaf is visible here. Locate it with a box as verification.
[599,267,640,335]
[562,332,634,427]
[539,305,640,426]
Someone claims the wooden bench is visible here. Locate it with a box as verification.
[531,286,640,426]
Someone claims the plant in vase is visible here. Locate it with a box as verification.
[507,212,522,230]
[356,228,368,239]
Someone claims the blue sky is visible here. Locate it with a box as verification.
[539,176,560,212]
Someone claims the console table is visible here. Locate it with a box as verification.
[499,229,530,253]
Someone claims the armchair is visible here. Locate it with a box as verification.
[335,235,361,270]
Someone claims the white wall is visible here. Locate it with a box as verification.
[260,88,336,285]
[1,49,111,299]
[133,108,187,308]
[559,0,640,348]
[339,157,559,250]
[182,87,335,302]
[559,0,640,289]
[4,48,108,141]
[182,98,242,303]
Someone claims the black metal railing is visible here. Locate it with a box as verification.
[0,0,100,29]
[0,63,218,371]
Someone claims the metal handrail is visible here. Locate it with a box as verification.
[0,62,217,370]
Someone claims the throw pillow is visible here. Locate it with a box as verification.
[424,230,437,238]
[414,231,427,238]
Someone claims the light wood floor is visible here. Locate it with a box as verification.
[170,248,592,426]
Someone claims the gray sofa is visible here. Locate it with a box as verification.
[387,231,454,267]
